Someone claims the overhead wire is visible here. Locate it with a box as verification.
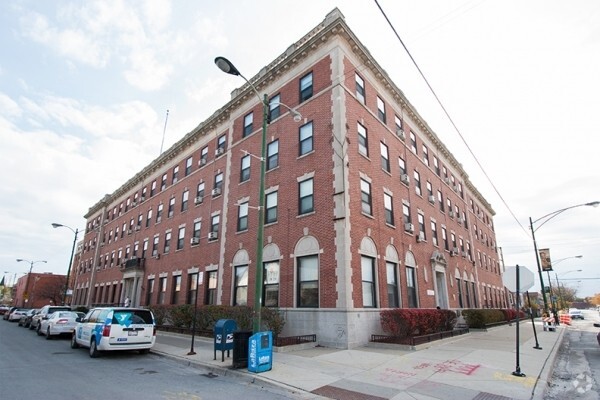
[373,0,529,237]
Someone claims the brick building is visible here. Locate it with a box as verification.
[13,273,66,308]
[73,9,506,348]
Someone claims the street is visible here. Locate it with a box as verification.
[0,319,302,400]
[545,309,600,399]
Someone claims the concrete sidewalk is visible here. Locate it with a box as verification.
[151,319,565,400]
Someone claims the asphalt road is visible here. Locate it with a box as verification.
[545,309,600,399]
[0,318,300,400]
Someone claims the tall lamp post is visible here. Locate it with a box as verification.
[215,56,301,333]
[52,223,79,305]
[16,259,47,307]
[530,201,598,317]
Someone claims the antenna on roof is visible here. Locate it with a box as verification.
[159,109,169,155]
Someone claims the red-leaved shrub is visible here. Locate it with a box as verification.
[380,309,457,339]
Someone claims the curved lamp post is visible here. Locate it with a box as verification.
[52,223,79,305]
[215,56,301,333]
[16,259,47,307]
[530,201,598,317]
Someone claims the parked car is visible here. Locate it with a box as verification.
[18,309,38,327]
[8,308,30,322]
[39,311,81,339]
[30,305,72,332]
[0,305,10,315]
[3,306,17,320]
[71,307,156,358]
[569,309,584,320]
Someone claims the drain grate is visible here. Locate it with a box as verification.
[201,372,218,379]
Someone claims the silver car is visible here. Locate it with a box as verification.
[39,311,80,339]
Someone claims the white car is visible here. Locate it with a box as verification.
[71,307,156,358]
[8,308,30,322]
[39,311,80,339]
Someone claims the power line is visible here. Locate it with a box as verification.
[373,0,528,237]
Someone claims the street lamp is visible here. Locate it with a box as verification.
[16,259,47,307]
[529,201,598,317]
[215,56,301,333]
[52,223,79,305]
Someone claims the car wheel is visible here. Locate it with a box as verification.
[37,324,43,336]
[139,348,150,355]
[71,333,79,349]
[89,339,100,358]
[46,327,52,340]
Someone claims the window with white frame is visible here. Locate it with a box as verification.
[172,166,179,184]
[181,190,189,212]
[269,94,280,121]
[422,145,429,166]
[299,121,313,156]
[431,220,438,246]
[168,197,175,218]
[243,112,253,137]
[361,255,376,307]
[177,226,185,250]
[417,213,426,240]
[380,142,390,172]
[164,231,171,254]
[185,156,193,176]
[355,73,365,104]
[265,191,278,224]
[297,255,318,307]
[298,178,314,215]
[237,201,249,232]
[406,266,418,308]
[267,139,279,170]
[233,265,248,306]
[384,192,394,225]
[358,122,368,156]
[377,96,386,123]
[205,271,217,305]
[386,261,399,308]
[299,72,313,102]
[360,179,372,215]
[410,131,417,154]
[263,261,280,307]
[240,154,251,182]
[414,170,422,196]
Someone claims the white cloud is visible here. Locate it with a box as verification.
[0,93,21,118]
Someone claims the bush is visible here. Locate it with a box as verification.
[380,309,457,339]
[148,304,171,325]
[462,308,521,328]
[261,307,286,337]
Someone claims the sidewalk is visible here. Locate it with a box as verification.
[151,319,565,400]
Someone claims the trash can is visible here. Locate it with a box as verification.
[232,330,252,369]
[214,319,237,362]
[248,331,273,373]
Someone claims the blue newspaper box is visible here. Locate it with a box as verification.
[248,331,273,373]
[214,319,237,362]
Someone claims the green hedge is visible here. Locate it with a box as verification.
[461,308,524,329]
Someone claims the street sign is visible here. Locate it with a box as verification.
[502,266,535,292]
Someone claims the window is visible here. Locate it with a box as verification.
[422,145,429,166]
[451,232,457,251]
[384,193,394,225]
[164,231,171,254]
[471,282,478,308]
[171,275,181,304]
[152,236,159,256]
[196,182,205,199]
[403,203,411,225]
[168,197,175,218]
[297,255,318,307]
[414,170,422,196]
[410,131,417,154]
[142,239,148,258]
[240,154,251,182]
[161,173,168,191]
[146,278,154,305]
[237,201,249,231]
[150,180,157,196]
[299,178,314,215]
[355,73,365,104]
[263,261,280,307]
[457,279,464,308]
[299,72,313,102]
[156,204,163,223]
[442,226,449,250]
[200,146,208,166]
[243,112,253,137]
[361,256,376,307]
[269,94,280,121]
[214,172,223,193]
[265,191,278,224]
[357,122,368,156]
[406,267,418,308]
[205,271,217,305]
[417,213,426,240]
[177,226,185,250]
[426,181,433,198]
[181,190,189,212]
[137,213,143,229]
[398,156,407,175]
[217,134,226,154]
[386,262,399,308]
[146,209,152,227]
[438,191,444,212]
[433,156,440,176]
[210,215,220,238]
[158,277,167,304]
[192,220,201,240]
[187,273,198,304]
[185,157,193,176]
[380,142,390,172]
[172,166,179,184]
[377,96,386,123]
[299,121,313,156]
[360,179,372,215]
[395,115,403,134]
[267,139,279,170]
[233,265,248,306]
[447,198,453,216]
[431,221,438,246]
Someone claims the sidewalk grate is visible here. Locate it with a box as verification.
[473,392,515,400]
[312,385,387,400]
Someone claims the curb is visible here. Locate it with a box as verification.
[530,325,567,400]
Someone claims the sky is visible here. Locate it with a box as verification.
[1,0,598,299]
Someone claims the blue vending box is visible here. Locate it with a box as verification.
[248,331,273,373]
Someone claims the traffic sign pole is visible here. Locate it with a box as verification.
[512,264,526,377]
